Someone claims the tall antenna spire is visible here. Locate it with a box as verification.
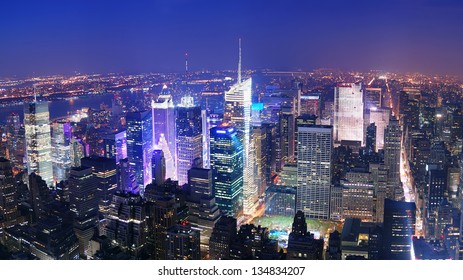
[185,52,190,96]
[238,38,242,84]
[185,52,188,78]
[33,84,37,103]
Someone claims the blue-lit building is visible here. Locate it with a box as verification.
[102,130,127,163]
[126,110,153,196]
[210,125,243,218]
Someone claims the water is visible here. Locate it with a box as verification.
[0,94,115,122]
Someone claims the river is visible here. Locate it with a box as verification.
[0,94,115,123]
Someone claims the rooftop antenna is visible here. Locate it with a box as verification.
[185,52,188,81]
[33,84,37,103]
[238,38,242,84]
[185,52,191,97]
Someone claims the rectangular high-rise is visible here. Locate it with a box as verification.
[382,199,416,260]
[369,107,391,151]
[384,117,402,199]
[210,126,243,218]
[334,83,364,145]
[51,121,72,185]
[24,101,53,187]
[175,96,203,186]
[296,125,332,220]
[126,110,153,196]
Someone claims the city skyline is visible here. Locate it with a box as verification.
[2,0,463,77]
[2,0,463,263]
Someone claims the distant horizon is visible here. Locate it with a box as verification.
[2,66,463,80]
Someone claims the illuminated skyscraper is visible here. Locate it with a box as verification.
[334,82,364,145]
[70,137,85,168]
[117,158,136,193]
[152,90,176,180]
[126,110,153,196]
[364,87,382,110]
[369,107,391,151]
[102,130,127,163]
[224,78,255,215]
[175,96,203,186]
[223,40,257,215]
[51,121,72,185]
[6,113,24,168]
[201,109,211,169]
[296,124,332,220]
[210,126,243,217]
[300,93,321,117]
[0,158,20,228]
[24,101,53,187]
[384,117,402,199]
[365,123,376,155]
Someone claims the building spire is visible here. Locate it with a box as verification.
[185,52,188,80]
[238,38,242,84]
[33,84,37,103]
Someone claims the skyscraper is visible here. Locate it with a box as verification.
[175,96,203,186]
[364,87,382,110]
[365,123,376,155]
[0,158,19,228]
[102,130,127,163]
[334,82,364,145]
[300,94,321,117]
[126,110,153,196]
[68,166,98,256]
[384,116,402,199]
[81,156,117,222]
[369,107,391,151]
[223,40,257,215]
[105,192,147,255]
[186,165,221,251]
[224,78,255,215]
[209,216,237,260]
[201,109,211,169]
[279,105,296,165]
[152,90,176,180]
[51,121,72,185]
[117,158,136,193]
[382,199,416,260]
[210,126,243,218]
[152,149,166,186]
[24,101,53,187]
[70,137,85,168]
[296,124,332,220]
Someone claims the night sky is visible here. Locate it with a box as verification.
[1,0,463,77]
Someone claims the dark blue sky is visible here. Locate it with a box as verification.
[1,0,463,77]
